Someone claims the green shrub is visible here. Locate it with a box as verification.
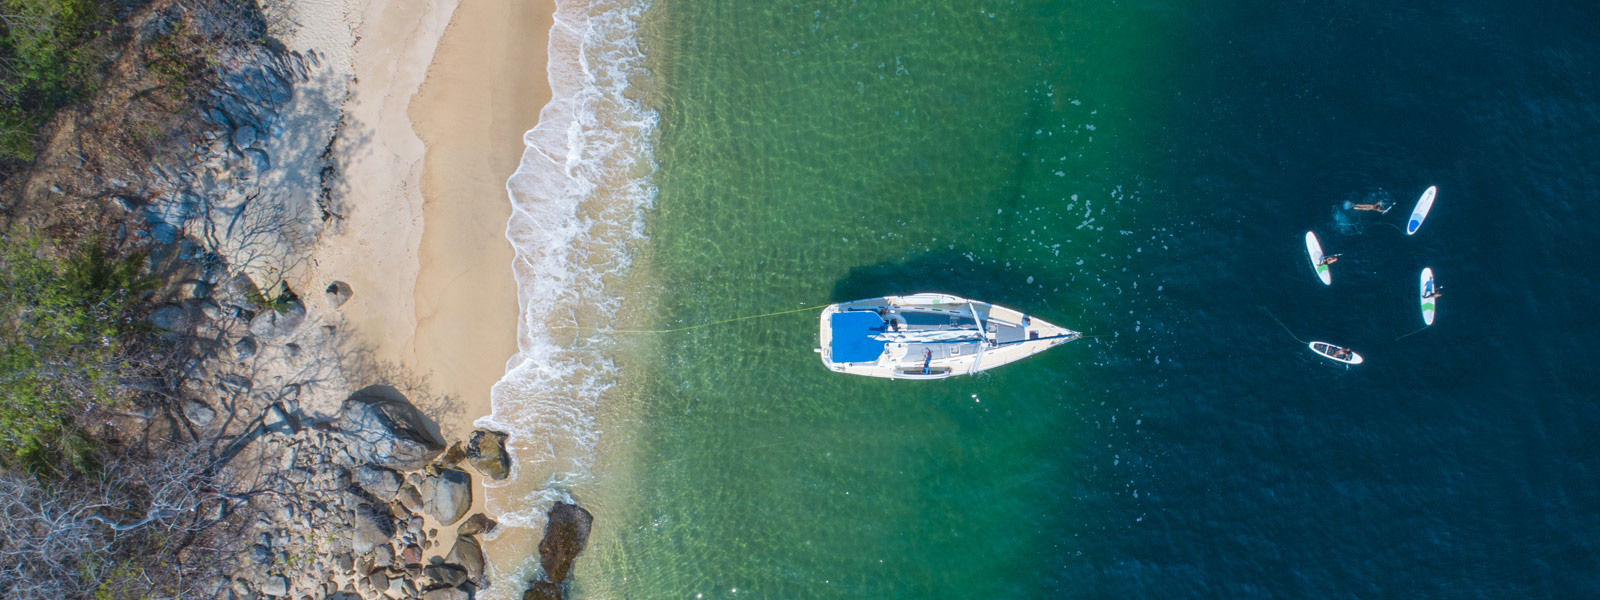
[0,234,150,465]
[0,0,111,160]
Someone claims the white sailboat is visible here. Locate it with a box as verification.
[816,293,1079,379]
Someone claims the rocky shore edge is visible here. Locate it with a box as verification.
[0,0,597,597]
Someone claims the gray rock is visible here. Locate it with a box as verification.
[248,544,273,567]
[177,279,210,300]
[221,273,260,309]
[522,581,563,600]
[263,404,292,434]
[466,429,511,481]
[397,484,424,514]
[355,465,404,502]
[183,400,216,427]
[111,195,140,213]
[150,304,188,331]
[457,513,498,537]
[372,543,395,568]
[234,337,258,360]
[219,374,252,394]
[324,280,353,308]
[248,299,306,340]
[366,569,388,592]
[338,385,445,471]
[445,535,485,583]
[198,299,223,320]
[422,587,470,600]
[260,574,289,596]
[244,147,271,172]
[351,501,396,555]
[149,222,179,244]
[416,468,472,526]
[539,502,593,585]
[232,125,257,150]
[424,564,467,588]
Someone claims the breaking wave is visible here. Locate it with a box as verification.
[477,0,657,530]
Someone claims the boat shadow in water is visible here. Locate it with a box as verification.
[829,249,1068,322]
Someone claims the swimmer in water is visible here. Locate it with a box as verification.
[1352,200,1393,213]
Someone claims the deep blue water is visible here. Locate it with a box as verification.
[1052,1,1600,596]
[589,0,1600,597]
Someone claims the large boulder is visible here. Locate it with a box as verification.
[523,581,563,600]
[424,564,468,588]
[466,429,511,480]
[538,502,593,585]
[338,386,445,471]
[422,588,470,600]
[354,465,404,502]
[247,299,306,340]
[351,500,396,555]
[325,280,353,308]
[416,468,472,525]
[457,513,498,537]
[445,535,485,583]
[259,574,289,597]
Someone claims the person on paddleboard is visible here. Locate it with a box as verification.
[1319,254,1341,266]
[1424,284,1442,299]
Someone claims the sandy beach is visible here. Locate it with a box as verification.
[291,0,554,593]
[410,0,551,444]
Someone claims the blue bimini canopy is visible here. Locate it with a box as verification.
[830,311,887,363]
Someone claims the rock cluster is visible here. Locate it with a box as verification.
[521,502,594,600]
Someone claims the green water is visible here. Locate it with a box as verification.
[584,1,1169,597]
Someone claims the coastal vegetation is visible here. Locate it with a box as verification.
[0,0,113,161]
[0,1,264,597]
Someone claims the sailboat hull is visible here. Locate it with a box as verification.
[816,293,1078,380]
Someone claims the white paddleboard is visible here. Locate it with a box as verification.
[1420,267,1436,326]
[1407,186,1437,235]
[1305,231,1331,285]
[1309,341,1363,365]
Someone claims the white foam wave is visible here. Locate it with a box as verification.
[476,0,657,531]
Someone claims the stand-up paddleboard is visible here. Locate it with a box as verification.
[1420,268,1437,326]
[1407,186,1437,235]
[1305,231,1332,285]
[1309,341,1363,365]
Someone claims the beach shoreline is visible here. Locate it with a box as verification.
[282,0,551,591]
[409,0,556,593]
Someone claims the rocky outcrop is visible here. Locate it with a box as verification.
[260,574,289,596]
[539,502,593,585]
[417,468,472,525]
[523,581,564,600]
[446,535,485,583]
[422,587,471,600]
[457,512,498,536]
[324,280,353,308]
[424,564,468,588]
[466,429,511,480]
[351,499,396,555]
[354,465,403,502]
[247,298,307,339]
[338,385,445,471]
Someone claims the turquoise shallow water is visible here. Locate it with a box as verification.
[557,0,1600,597]
[579,1,1160,597]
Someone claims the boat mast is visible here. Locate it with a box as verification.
[967,301,988,373]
